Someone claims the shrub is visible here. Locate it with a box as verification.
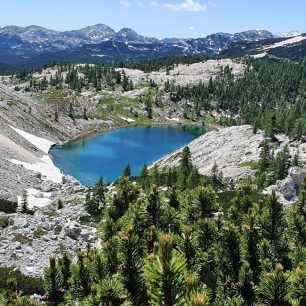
[14,233,32,244]
[0,199,17,213]
[0,267,44,295]
[0,216,10,229]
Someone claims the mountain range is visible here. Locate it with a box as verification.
[0,24,302,70]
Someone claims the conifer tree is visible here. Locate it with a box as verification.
[97,277,130,305]
[44,256,64,305]
[168,187,180,210]
[58,252,71,291]
[146,185,162,228]
[139,164,149,190]
[123,164,131,177]
[120,229,147,305]
[144,234,188,306]
[196,186,217,219]
[260,190,288,265]
[70,252,91,298]
[256,264,291,306]
[21,190,28,213]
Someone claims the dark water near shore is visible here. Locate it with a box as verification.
[50,125,205,186]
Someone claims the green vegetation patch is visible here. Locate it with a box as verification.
[0,267,44,295]
[33,228,47,238]
[0,199,17,213]
[0,216,10,229]
[14,233,32,244]
[239,160,259,170]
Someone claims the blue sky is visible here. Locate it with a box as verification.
[0,0,305,38]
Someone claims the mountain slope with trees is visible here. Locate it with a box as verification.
[3,150,306,305]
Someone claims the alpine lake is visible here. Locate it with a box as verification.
[50,125,206,186]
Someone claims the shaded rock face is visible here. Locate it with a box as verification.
[265,167,306,205]
[154,125,265,181]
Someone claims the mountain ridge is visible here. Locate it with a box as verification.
[0,24,302,69]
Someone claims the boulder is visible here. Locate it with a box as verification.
[276,177,296,201]
[12,217,29,228]
[62,221,81,240]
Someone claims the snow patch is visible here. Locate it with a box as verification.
[263,35,306,50]
[120,116,135,123]
[17,188,52,208]
[9,126,63,183]
[251,52,267,59]
[10,126,54,154]
[166,117,180,122]
[10,155,63,183]
[91,54,107,58]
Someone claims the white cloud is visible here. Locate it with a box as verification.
[163,0,206,12]
[151,1,159,7]
[188,26,195,30]
[119,0,131,7]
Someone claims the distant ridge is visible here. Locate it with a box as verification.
[0,24,301,69]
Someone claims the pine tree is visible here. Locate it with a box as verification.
[151,164,160,186]
[58,252,71,291]
[144,234,188,306]
[92,177,106,212]
[241,212,261,284]
[44,256,64,305]
[85,177,106,216]
[196,186,217,219]
[84,192,96,216]
[21,190,28,213]
[291,264,306,305]
[168,187,180,210]
[221,223,241,283]
[96,277,130,305]
[258,139,272,172]
[123,164,131,177]
[238,262,255,306]
[70,252,91,298]
[109,176,139,221]
[178,146,193,189]
[147,185,162,228]
[122,74,129,92]
[57,199,63,210]
[139,164,149,190]
[120,229,147,305]
[256,264,291,306]
[54,109,58,122]
[260,190,289,265]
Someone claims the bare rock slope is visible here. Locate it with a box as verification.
[0,83,101,276]
[155,125,265,181]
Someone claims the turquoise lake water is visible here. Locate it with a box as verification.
[50,125,205,186]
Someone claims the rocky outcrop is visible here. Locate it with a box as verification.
[154,125,265,181]
[0,202,99,277]
[264,166,306,205]
[0,82,106,276]
[120,59,246,87]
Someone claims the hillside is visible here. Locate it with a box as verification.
[220,33,306,60]
[0,48,306,304]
